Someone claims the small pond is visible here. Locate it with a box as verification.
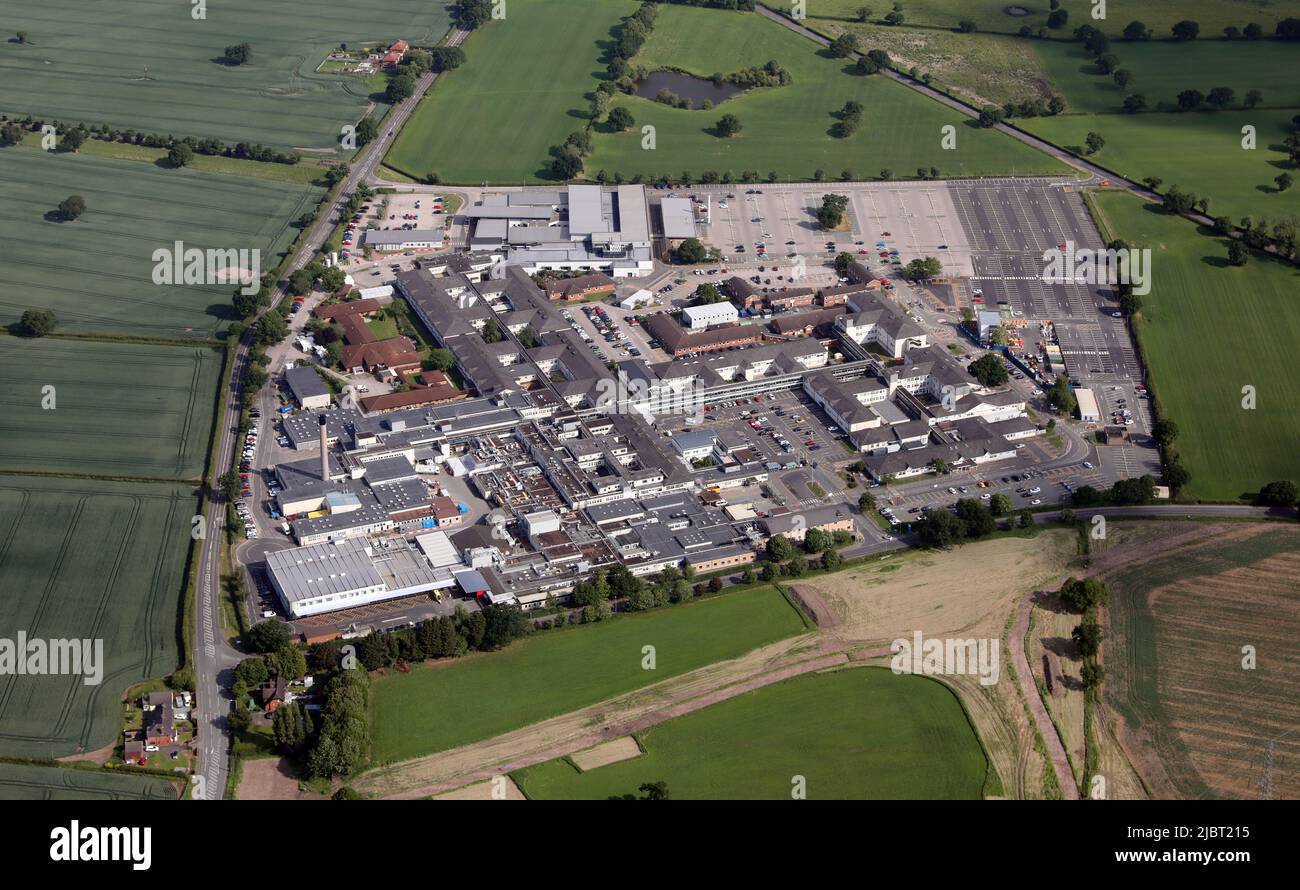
[635,69,744,107]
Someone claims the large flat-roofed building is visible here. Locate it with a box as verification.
[1075,387,1101,423]
[284,365,331,410]
[265,537,453,618]
[364,229,445,252]
[681,302,739,330]
[463,185,653,277]
[659,197,696,244]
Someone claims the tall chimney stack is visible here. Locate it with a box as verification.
[319,415,329,483]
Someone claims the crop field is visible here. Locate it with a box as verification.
[0,763,179,800]
[368,585,810,763]
[810,1,1300,38]
[0,477,197,760]
[586,5,1066,182]
[512,667,989,800]
[1104,525,1300,799]
[1089,192,1300,500]
[0,0,450,149]
[0,145,319,337]
[0,338,221,479]
[385,0,641,183]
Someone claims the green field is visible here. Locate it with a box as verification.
[0,145,319,337]
[0,477,197,759]
[369,585,810,763]
[1089,191,1300,500]
[810,0,1300,38]
[513,667,990,800]
[1031,39,1300,115]
[0,338,222,479]
[0,0,451,149]
[0,762,179,800]
[586,4,1066,181]
[386,0,640,183]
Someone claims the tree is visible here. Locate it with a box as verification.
[816,193,850,230]
[607,106,635,133]
[425,348,455,373]
[855,6,872,23]
[1112,69,1133,89]
[386,73,416,103]
[1257,480,1299,507]
[456,0,493,29]
[1245,89,1263,109]
[272,701,313,753]
[15,31,28,44]
[429,46,466,72]
[766,534,795,562]
[1152,417,1179,449]
[968,353,1009,386]
[551,147,583,180]
[1171,20,1200,41]
[803,528,830,554]
[1072,621,1102,657]
[1058,576,1110,612]
[167,142,194,168]
[57,195,86,221]
[958,19,977,33]
[829,33,859,58]
[1046,9,1068,29]
[1122,93,1147,114]
[715,114,743,138]
[1047,375,1076,415]
[1276,173,1294,192]
[254,311,288,346]
[234,656,268,690]
[17,308,57,337]
[60,128,85,152]
[918,509,965,548]
[989,493,1013,516]
[1122,21,1150,41]
[901,256,943,281]
[639,781,670,800]
[822,548,843,570]
[857,492,877,512]
[1084,131,1105,155]
[1245,22,1264,39]
[268,643,307,680]
[0,121,23,146]
[691,283,725,305]
[245,619,292,653]
[1227,240,1249,266]
[223,43,252,65]
[481,316,502,344]
[741,566,756,585]
[1176,89,1204,111]
[217,470,242,501]
[955,499,996,538]
[1206,87,1235,109]
[674,237,710,264]
[1080,661,1104,690]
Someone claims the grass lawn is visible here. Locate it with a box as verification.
[0,763,180,800]
[1031,39,1300,115]
[0,0,450,149]
[385,0,641,183]
[369,584,810,763]
[0,477,197,759]
[1027,109,1300,222]
[1088,191,1300,500]
[810,0,1300,38]
[0,144,319,337]
[512,667,990,799]
[586,5,1067,182]
[0,338,222,479]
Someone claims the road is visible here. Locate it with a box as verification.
[193,26,469,800]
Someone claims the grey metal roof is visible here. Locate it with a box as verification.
[267,539,383,604]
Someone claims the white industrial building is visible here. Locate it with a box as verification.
[660,196,697,242]
[364,229,445,252]
[284,365,331,410]
[1075,387,1101,422]
[681,302,739,330]
[265,537,457,618]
